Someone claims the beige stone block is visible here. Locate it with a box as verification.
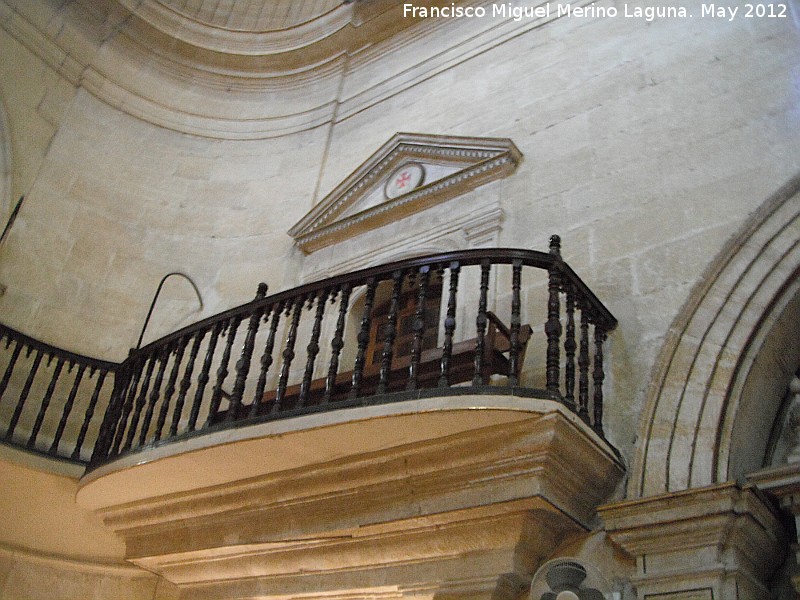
[0,551,12,595]
[78,402,623,596]
[602,483,785,600]
[35,76,76,127]
[0,555,161,600]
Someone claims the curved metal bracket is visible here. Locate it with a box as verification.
[136,272,204,349]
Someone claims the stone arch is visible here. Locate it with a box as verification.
[630,174,800,497]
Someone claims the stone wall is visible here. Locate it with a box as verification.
[0,0,798,474]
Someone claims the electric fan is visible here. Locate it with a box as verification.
[529,558,612,600]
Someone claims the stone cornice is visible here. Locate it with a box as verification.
[600,483,786,595]
[95,411,620,539]
[78,403,622,596]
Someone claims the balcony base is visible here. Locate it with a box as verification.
[78,395,623,600]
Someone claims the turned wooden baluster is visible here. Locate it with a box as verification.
[170,330,205,436]
[155,337,187,441]
[593,323,607,434]
[564,284,577,411]
[350,278,377,399]
[124,354,157,450]
[27,356,65,448]
[50,362,85,455]
[323,284,351,404]
[206,317,241,426]
[508,259,523,387]
[251,303,282,417]
[577,309,590,424]
[473,260,491,385]
[299,289,330,408]
[5,348,43,440]
[228,283,268,421]
[0,340,22,401]
[439,262,461,387]
[139,346,170,446]
[188,321,223,431]
[273,298,304,413]
[72,369,108,460]
[378,271,404,395]
[545,235,562,395]
[112,359,144,454]
[407,266,431,391]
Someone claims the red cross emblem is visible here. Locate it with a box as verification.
[395,171,412,188]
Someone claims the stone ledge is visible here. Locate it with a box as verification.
[600,483,786,599]
[79,400,623,599]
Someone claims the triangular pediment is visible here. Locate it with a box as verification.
[288,133,522,253]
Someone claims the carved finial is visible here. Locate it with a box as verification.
[549,234,562,257]
[255,282,268,299]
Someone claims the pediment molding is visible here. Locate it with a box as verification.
[289,133,522,253]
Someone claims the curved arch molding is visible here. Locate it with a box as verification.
[631,174,800,497]
[0,1,581,140]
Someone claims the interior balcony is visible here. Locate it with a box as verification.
[0,237,624,600]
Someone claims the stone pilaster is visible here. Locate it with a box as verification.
[748,462,800,594]
[600,483,785,599]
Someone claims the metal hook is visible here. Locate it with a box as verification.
[136,272,203,349]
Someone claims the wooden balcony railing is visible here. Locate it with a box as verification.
[0,323,117,463]
[0,238,617,468]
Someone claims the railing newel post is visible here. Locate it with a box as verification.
[139,345,171,446]
[154,337,187,441]
[73,368,109,461]
[324,284,351,404]
[5,348,43,441]
[472,259,491,385]
[545,235,563,396]
[124,353,157,451]
[188,321,223,431]
[251,302,282,416]
[51,362,86,456]
[274,297,304,412]
[438,261,460,388]
[508,259,523,387]
[593,322,607,435]
[577,306,591,425]
[89,362,128,465]
[378,271,404,395]
[112,356,143,454]
[407,265,431,391]
[172,329,205,435]
[228,283,268,421]
[206,317,241,427]
[299,289,329,407]
[28,357,65,449]
[350,278,378,399]
[563,284,577,412]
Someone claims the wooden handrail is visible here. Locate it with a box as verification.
[133,248,616,356]
[0,240,618,467]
